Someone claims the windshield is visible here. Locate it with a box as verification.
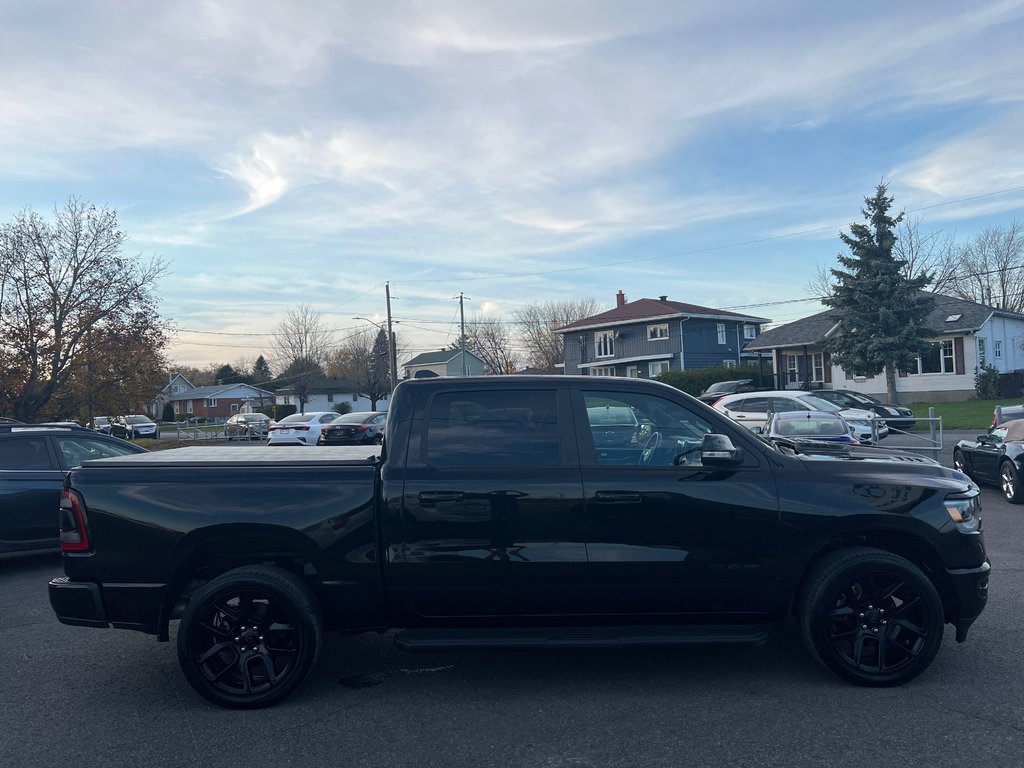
[279,413,323,424]
[330,413,376,424]
[707,380,747,393]
[125,415,152,424]
[795,395,841,412]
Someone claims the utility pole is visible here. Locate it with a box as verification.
[386,282,397,391]
[456,292,470,376]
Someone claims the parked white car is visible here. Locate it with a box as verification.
[266,411,340,446]
[713,390,888,444]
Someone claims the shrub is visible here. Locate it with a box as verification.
[275,404,297,420]
[974,364,1000,400]
[161,403,175,423]
[333,402,353,415]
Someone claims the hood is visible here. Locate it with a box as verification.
[786,441,973,492]
[838,407,879,421]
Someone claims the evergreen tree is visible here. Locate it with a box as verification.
[252,355,273,385]
[822,184,935,403]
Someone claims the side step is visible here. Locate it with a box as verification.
[394,624,771,652]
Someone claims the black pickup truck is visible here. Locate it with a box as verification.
[49,376,989,708]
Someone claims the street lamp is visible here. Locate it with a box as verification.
[353,316,396,392]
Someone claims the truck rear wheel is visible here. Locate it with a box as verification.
[799,547,944,687]
[176,565,322,709]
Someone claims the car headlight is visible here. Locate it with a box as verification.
[944,490,981,533]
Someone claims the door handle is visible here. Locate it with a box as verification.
[594,490,642,504]
[418,491,465,505]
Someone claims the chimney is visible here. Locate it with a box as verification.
[659,295,668,302]
[616,290,626,308]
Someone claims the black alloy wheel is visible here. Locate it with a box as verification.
[1000,461,1023,504]
[800,547,943,686]
[177,565,322,709]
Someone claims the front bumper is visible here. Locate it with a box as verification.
[49,577,166,635]
[946,560,990,641]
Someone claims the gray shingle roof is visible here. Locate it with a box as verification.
[404,349,484,367]
[744,292,1020,350]
[555,297,769,333]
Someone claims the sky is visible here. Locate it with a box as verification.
[2,0,1024,370]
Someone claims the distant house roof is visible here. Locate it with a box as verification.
[745,292,1022,351]
[162,383,274,402]
[274,377,360,396]
[404,349,485,367]
[555,297,770,333]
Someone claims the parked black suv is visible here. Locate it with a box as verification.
[0,424,146,553]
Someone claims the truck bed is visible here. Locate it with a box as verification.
[80,445,381,467]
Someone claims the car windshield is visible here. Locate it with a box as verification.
[587,406,638,426]
[125,416,152,424]
[706,380,748,394]
[279,413,323,424]
[243,414,269,421]
[330,413,375,424]
[774,414,848,436]
[843,391,877,405]
[94,417,110,425]
[795,395,841,412]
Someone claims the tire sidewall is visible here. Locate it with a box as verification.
[800,548,944,687]
[177,566,322,709]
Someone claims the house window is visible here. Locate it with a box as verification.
[978,338,987,366]
[647,323,669,340]
[327,393,334,403]
[171,384,183,394]
[722,360,737,368]
[649,361,670,376]
[186,400,193,414]
[717,324,726,345]
[812,353,824,382]
[995,340,1003,359]
[207,399,217,407]
[743,324,756,340]
[595,331,614,358]
[591,366,616,376]
[912,339,955,374]
[231,403,239,413]
[626,366,639,378]
[352,394,358,401]
[787,354,799,383]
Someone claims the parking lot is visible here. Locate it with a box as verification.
[2,433,1022,768]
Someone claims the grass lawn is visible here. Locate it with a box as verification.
[905,398,1017,430]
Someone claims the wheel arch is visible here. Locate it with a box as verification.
[792,530,955,623]
[160,524,328,639]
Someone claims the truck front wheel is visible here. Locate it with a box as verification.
[799,547,944,687]
[176,565,323,709]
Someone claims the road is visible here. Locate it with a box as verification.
[2,436,1022,768]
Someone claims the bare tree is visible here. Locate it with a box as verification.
[458,315,522,374]
[945,222,1024,312]
[0,198,168,421]
[271,305,335,412]
[333,327,392,409]
[513,298,604,373]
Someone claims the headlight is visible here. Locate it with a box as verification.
[944,491,981,533]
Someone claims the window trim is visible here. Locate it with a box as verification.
[743,324,756,340]
[591,365,616,376]
[717,323,727,345]
[594,331,615,358]
[647,323,669,341]
[648,360,670,377]
[909,338,955,375]
[995,339,1003,359]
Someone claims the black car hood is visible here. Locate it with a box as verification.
[775,439,972,490]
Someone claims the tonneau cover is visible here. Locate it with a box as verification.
[80,446,380,468]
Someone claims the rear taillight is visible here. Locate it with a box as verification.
[356,426,368,432]
[59,488,90,552]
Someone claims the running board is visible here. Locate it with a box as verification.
[394,624,771,652]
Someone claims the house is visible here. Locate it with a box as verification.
[274,377,388,413]
[403,349,486,379]
[743,292,1024,402]
[555,291,771,377]
[149,373,276,420]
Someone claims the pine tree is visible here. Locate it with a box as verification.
[822,183,935,403]
[252,355,273,385]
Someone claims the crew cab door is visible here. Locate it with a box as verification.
[386,384,588,618]
[0,435,64,549]
[575,386,781,616]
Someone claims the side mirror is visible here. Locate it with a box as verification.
[750,426,764,434]
[701,433,744,466]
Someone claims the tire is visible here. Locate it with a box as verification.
[799,547,944,687]
[1000,461,1024,504]
[177,565,323,709]
[952,449,971,479]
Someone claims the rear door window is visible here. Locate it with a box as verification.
[425,390,560,467]
[0,437,53,470]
